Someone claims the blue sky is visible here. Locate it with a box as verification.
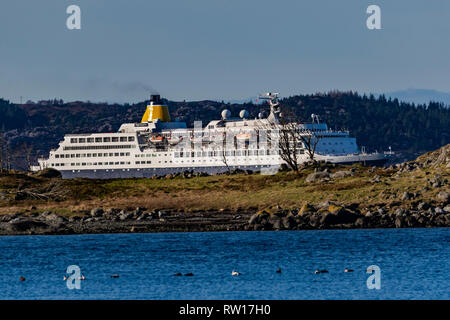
[1,0,449,103]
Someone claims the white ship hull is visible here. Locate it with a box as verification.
[34,153,389,179]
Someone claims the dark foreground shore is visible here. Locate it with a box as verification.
[1,201,449,236]
[1,144,449,236]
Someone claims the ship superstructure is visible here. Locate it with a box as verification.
[31,94,391,178]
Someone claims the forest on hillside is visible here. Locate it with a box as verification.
[0,92,449,169]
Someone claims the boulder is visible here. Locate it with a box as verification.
[44,213,66,225]
[437,191,450,204]
[405,216,417,227]
[119,211,133,221]
[354,217,366,228]
[298,203,315,215]
[7,218,49,232]
[305,172,330,183]
[269,215,282,230]
[0,192,8,202]
[395,216,405,228]
[34,168,62,178]
[417,202,430,211]
[394,208,406,216]
[282,215,296,229]
[320,207,359,226]
[401,192,412,201]
[90,208,104,217]
[326,204,344,214]
[38,211,50,217]
[158,211,168,218]
[330,170,353,180]
[256,209,271,216]
[249,211,270,226]
[105,208,119,216]
[309,213,322,228]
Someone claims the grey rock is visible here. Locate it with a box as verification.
[401,192,412,201]
[320,209,359,226]
[44,213,66,225]
[394,208,406,216]
[105,208,118,216]
[135,207,145,215]
[0,192,7,202]
[119,212,134,221]
[365,211,374,218]
[354,217,366,228]
[395,217,404,228]
[330,170,353,180]
[90,208,104,217]
[8,218,49,232]
[417,202,430,211]
[40,211,51,217]
[437,191,450,204]
[249,213,259,225]
[158,211,168,218]
[281,216,295,229]
[305,172,330,183]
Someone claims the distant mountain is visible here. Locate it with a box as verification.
[385,89,450,106]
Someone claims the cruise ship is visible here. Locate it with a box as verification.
[31,93,392,179]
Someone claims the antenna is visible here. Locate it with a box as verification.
[258,92,280,123]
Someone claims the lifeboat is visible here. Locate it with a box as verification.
[150,136,164,143]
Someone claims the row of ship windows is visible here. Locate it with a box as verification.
[174,149,304,157]
[70,136,135,143]
[51,161,172,167]
[51,157,274,167]
[52,149,310,161]
[70,165,273,173]
[52,162,132,167]
[63,145,134,150]
[135,154,167,158]
[55,152,131,158]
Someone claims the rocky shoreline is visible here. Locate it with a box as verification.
[1,198,449,236]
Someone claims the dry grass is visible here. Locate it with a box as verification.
[0,164,448,216]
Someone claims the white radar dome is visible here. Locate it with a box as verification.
[239,109,249,119]
[221,109,231,120]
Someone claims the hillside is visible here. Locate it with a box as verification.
[1,91,450,169]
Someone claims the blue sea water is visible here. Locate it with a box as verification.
[0,228,448,300]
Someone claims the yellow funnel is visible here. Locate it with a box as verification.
[141,104,171,123]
